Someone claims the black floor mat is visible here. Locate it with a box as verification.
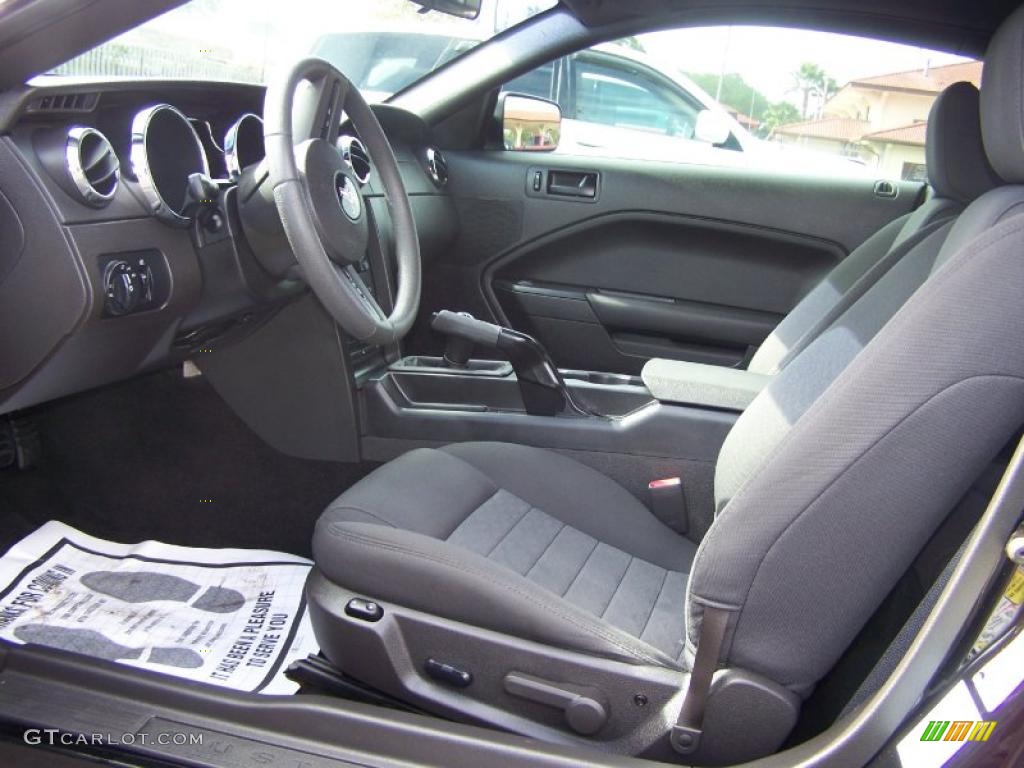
[0,369,375,557]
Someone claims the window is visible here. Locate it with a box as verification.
[48,0,556,102]
[498,28,979,179]
[504,60,558,102]
[902,162,928,183]
[571,53,702,139]
[313,33,480,99]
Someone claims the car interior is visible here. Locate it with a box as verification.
[2,0,1024,766]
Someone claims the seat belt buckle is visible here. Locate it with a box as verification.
[648,477,688,535]
[670,723,702,754]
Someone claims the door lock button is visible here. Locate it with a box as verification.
[345,598,383,622]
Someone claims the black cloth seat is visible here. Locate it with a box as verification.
[314,442,696,666]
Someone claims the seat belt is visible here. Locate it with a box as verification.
[671,604,731,755]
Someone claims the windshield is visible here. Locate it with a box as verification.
[47,0,556,100]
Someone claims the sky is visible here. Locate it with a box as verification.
[639,26,975,106]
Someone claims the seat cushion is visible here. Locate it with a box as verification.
[314,442,697,667]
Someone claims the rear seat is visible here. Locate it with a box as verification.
[748,80,1002,376]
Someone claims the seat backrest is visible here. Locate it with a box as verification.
[748,81,1001,376]
[687,6,1024,696]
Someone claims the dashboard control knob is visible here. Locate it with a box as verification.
[103,260,150,316]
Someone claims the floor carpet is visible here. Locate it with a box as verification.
[0,369,375,557]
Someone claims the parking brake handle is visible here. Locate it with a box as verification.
[431,310,589,417]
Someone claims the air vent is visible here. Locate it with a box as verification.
[425,147,448,188]
[340,136,371,185]
[66,127,120,207]
[28,92,99,114]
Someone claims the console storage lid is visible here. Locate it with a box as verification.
[641,358,769,411]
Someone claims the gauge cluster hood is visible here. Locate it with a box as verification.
[0,0,186,90]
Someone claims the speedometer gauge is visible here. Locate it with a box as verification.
[130,104,209,226]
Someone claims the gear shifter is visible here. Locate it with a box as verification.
[431,311,589,417]
[441,312,476,368]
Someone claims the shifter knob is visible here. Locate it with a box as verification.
[429,309,588,417]
[442,311,476,368]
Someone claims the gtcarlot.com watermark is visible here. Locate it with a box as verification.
[24,728,203,747]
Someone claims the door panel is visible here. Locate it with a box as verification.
[489,212,834,370]
[408,150,922,375]
[496,279,780,370]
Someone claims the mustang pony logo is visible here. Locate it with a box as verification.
[919,720,997,742]
[335,174,362,221]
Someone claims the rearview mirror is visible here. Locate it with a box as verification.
[694,109,732,146]
[406,0,481,19]
[500,94,561,152]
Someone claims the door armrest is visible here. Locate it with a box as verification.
[641,358,770,411]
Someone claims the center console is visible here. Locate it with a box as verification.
[360,309,766,425]
[352,309,760,538]
[374,360,653,419]
[370,310,660,419]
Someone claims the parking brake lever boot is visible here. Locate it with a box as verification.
[431,311,589,417]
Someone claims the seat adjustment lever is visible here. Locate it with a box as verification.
[503,672,607,735]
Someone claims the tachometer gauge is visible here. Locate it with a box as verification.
[224,113,265,179]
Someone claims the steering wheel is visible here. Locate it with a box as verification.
[263,58,421,345]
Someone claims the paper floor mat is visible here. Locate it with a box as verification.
[0,521,319,694]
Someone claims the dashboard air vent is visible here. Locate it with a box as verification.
[425,147,448,188]
[66,126,120,207]
[28,92,100,113]
[340,136,371,185]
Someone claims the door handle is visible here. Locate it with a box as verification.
[547,170,598,199]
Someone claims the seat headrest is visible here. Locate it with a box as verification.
[982,4,1024,182]
[927,82,1002,202]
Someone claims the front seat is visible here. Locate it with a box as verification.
[746,78,1000,376]
[308,11,1024,765]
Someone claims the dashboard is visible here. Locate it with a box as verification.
[0,80,458,414]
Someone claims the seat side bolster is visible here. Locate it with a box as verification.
[316,520,681,669]
[694,213,1024,692]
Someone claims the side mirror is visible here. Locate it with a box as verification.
[499,94,561,152]
[694,109,731,146]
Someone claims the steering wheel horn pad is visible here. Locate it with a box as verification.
[295,139,369,266]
